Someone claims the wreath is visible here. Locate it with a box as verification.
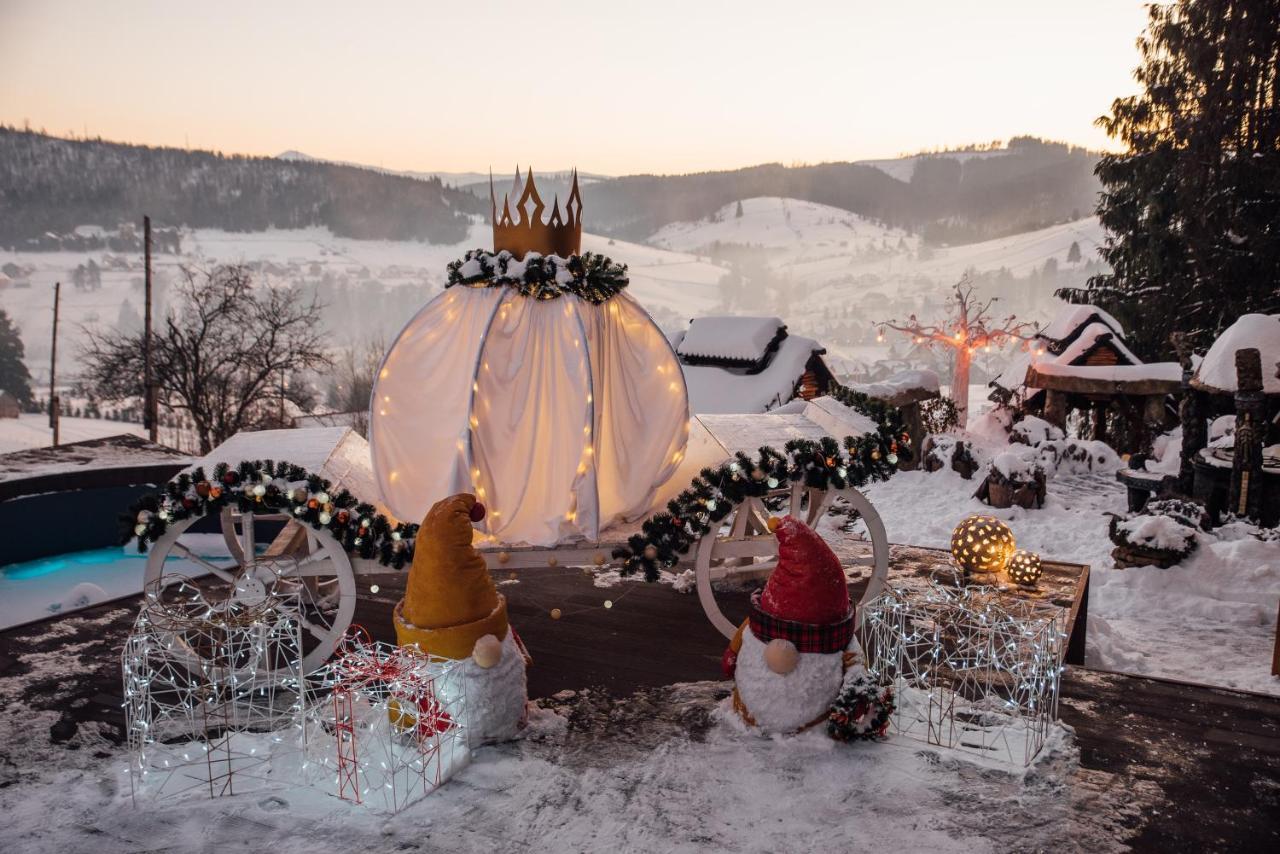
[827,665,895,742]
[122,459,418,568]
[445,249,629,304]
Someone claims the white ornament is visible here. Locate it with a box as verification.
[316,492,330,505]
[318,512,332,525]
[252,484,266,497]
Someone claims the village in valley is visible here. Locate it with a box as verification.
[0,2,1277,852]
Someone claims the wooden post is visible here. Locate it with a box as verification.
[899,401,923,471]
[1043,389,1067,431]
[1090,403,1107,442]
[1172,333,1206,496]
[1229,348,1264,522]
[143,215,157,443]
[49,281,60,447]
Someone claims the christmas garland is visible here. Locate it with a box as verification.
[613,383,912,580]
[445,249,629,304]
[827,665,895,742]
[122,459,418,569]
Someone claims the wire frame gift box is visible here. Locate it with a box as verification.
[123,574,311,801]
[860,582,1066,766]
[302,629,469,814]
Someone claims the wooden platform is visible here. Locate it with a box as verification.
[1,558,1276,851]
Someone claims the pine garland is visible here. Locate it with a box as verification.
[445,250,629,304]
[612,383,912,580]
[122,459,418,569]
[827,665,894,742]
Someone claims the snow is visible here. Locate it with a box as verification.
[861,430,1280,696]
[1038,304,1125,342]
[0,433,191,482]
[1193,313,1280,393]
[1145,428,1183,475]
[0,414,147,454]
[1054,321,1140,366]
[1116,514,1197,552]
[1032,362,1182,383]
[848,368,941,400]
[1010,415,1063,446]
[676,315,783,362]
[992,451,1038,481]
[681,333,821,414]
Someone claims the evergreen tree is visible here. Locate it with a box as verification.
[0,309,33,405]
[734,199,744,218]
[1066,241,1082,264]
[1059,0,1280,358]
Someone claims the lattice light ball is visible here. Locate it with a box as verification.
[1006,549,1043,586]
[950,514,1016,575]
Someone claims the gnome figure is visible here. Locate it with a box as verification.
[722,515,860,734]
[394,493,530,745]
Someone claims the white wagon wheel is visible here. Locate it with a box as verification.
[694,482,890,639]
[143,508,357,676]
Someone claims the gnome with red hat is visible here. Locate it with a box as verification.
[722,515,867,735]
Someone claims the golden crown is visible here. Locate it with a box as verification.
[490,167,583,258]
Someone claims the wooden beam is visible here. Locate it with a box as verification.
[1025,367,1182,397]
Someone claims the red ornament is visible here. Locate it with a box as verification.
[222,471,238,486]
[194,481,210,498]
[181,497,196,509]
[336,509,350,525]
[469,501,486,523]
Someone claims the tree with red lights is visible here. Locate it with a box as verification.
[877,279,1038,425]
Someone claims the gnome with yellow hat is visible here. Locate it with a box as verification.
[394,493,530,745]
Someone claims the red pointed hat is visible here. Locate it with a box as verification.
[759,516,850,625]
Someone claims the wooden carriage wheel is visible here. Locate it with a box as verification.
[142,508,358,676]
[693,482,890,639]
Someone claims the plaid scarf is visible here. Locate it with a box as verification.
[748,591,855,654]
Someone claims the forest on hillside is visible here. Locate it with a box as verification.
[572,137,1101,244]
[0,128,483,248]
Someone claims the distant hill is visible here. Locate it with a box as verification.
[0,128,484,248]
[584,137,1101,246]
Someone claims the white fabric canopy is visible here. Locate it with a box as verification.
[370,286,689,545]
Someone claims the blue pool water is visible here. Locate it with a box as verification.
[0,538,227,630]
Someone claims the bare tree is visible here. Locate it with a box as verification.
[326,335,386,437]
[878,278,1037,424]
[84,265,330,453]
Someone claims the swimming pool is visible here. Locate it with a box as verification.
[0,534,231,630]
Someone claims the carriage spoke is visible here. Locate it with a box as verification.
[278,552,339,578]
[240,512,256,568]
[170,542,239,583]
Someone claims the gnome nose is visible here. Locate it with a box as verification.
[470,501,487,523]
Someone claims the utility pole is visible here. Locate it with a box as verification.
[49,281,61,447]
[143,215,158,442]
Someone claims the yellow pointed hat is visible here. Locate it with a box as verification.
[393,493,509,660]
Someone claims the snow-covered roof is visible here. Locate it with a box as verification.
[1192,314,1280,394]
[681,333,822,414]
[0,434,191,485]
[677,316,785,364]
[848,369,941,402]
[1033,362,1182,383]
[1038,304,1125,343]
[696,395,873,456]
[993,320,1141,393]
[191,427,389,517]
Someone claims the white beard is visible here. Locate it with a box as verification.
[734,630,843,734]
[459,630,528,746]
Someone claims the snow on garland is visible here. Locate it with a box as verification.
[827,665,895,742]
[613,383,912,580]
[122,460,418,568]
[446,249,629,304]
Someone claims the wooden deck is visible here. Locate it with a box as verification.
[2,558,1277,851]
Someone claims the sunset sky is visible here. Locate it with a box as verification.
[0,0,1151,175]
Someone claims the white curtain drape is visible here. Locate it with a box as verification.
[370,286,689,545]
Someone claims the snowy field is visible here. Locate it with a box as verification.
[0,414,146,454]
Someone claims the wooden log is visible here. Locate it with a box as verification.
[1229,348,1265,522]
[1174,334,1207,496]
[1043,389,1067,430]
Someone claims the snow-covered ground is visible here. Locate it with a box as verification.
[0,413,147,454]
[861,428,1279,697]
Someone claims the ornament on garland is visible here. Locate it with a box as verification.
[122,459,418,569]
[950,514,1016,577]
[446,249,629,305]
[613,383,911,581]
